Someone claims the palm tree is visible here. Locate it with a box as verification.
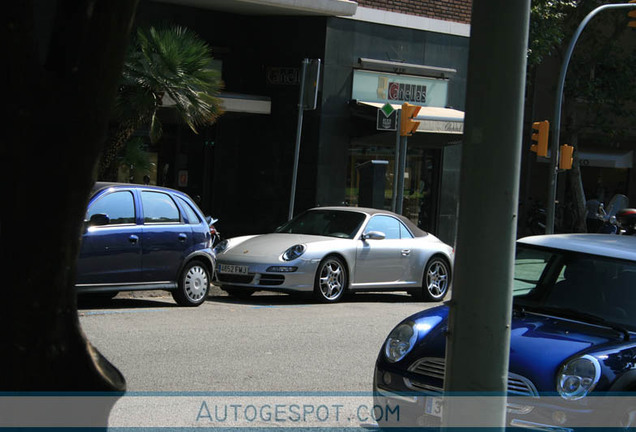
[98,26,223,179]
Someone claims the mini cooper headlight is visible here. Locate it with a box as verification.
[214,239,229,254]
[557,355,601,400]
[385,322,418,363]
[282,244,306,261]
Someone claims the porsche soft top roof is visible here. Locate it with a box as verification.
[307,206,428,238]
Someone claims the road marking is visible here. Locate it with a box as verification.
[250,305,311,309]
[79,309,169,316]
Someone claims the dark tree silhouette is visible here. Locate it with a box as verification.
[2,0,138,394]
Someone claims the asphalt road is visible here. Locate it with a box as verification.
[78,286,439,393]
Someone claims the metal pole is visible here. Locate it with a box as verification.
[443,0,529,429]
[395,135,407,214]
[546,3,636,234]
[288,59,308,220]
[391,110,401,212]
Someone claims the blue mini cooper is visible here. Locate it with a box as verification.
[374,234,636,430]
[76,182,215,306]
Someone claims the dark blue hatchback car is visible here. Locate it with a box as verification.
[76,182,215,306]
[374,234,636,429]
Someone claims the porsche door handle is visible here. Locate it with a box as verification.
[401,249,411,256]
[178,233,188,242]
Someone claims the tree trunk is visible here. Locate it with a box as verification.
[567,133,588,232]
[2,0,138,400]
[98,120,141,181]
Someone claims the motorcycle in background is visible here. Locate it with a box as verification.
[589,194,629,234]
[615,208,636,235]
[206,216,222,247]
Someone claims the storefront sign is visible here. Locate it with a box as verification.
[376,103,397,131]
[388,82,426,103]
[418,119,464,134]
[266,67,299,85]
[352,70,448,107]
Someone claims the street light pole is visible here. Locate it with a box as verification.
[288,59,308,220]
[546,3,636,233]
[442,0,529,428]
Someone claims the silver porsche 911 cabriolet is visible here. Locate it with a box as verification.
[212,207,454,303]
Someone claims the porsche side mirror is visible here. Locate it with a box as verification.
[363,231,386,241]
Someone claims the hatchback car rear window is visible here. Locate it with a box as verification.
[86,191,135,225]
[176,196,201,224]
[141,191,180,223]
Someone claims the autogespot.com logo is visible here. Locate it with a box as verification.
[195,400,400,425]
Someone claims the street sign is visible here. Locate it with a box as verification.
[377,103,397,131]
[301,59,321,110]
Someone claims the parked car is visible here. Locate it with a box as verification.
[213,206,454,303]
[76,182,215,306]
[374,234,636,429]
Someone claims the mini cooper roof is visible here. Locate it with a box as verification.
[519,233,636,262]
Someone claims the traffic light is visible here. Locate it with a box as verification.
[628,0,636,28]
[400,103,422,136]
[559,144,574,170]
[530,120,549,157]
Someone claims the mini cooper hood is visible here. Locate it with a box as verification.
[409,306,623,391]
[508,312,622,389]
[223,233,337,257]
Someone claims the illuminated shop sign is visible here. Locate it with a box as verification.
[352,70,448,107]
[388,82,426,103]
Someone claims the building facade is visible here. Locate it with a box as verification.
[133,0,472,244]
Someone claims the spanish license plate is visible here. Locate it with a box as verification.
[425,396,444,418]
[218,264,249,274]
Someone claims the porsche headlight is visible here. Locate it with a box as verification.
[384,322,418,363]
[282,244,306,261]
[557,355,601,400]
[214,239,229,254]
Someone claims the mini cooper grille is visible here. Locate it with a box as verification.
[259,274,285,286]
[406,357,539,397]
[217,274,254,284]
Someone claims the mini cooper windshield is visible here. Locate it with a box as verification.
[275,209,366,239]
[513,245,636,333]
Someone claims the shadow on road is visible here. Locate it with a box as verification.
[77,287,449,309]
[77,293,178,310]
[207,290,429,307]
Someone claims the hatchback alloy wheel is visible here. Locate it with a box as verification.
[173,261,210,306]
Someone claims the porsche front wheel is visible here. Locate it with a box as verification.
[314,256,347,303]
[414,256,450,302]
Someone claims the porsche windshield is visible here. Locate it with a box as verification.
[276,210,365,239]
[513,244,636,332]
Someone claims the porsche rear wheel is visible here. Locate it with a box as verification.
[314,256,347,303]
[413,256,450,302]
